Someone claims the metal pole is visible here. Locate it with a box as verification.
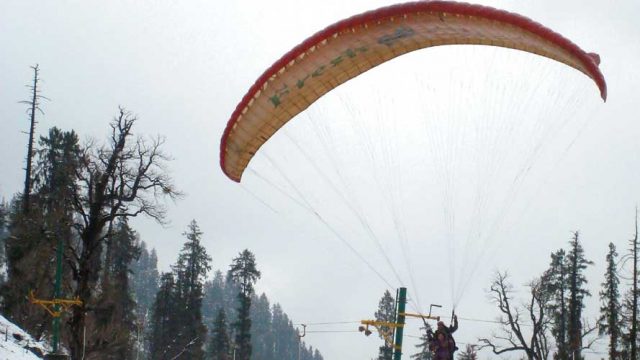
[297,324,307,360]
[393,287,407,360]
[52,235,63,353]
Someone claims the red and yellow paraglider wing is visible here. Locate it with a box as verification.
[220,1,606,182]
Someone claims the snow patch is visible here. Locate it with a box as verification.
[0,314,52,359]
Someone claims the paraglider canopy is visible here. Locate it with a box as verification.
[220,0,606,182]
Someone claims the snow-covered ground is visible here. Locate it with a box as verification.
[0,315,51,359]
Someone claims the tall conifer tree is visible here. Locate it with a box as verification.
[228,249,261,360]
[3,127,80,338]
[272,304,298,359]
[208,308,231,360]
[566,232,593,360]
[251,293,274,360]
[203,271,226,333]
[92,218,140,359]
[131,243,160,314]
[542,249,569,360]
[173,220,212,360]
[411,324,433,360]
[374,290,396,360]
[149,273,180,359]
[599,242,622,359]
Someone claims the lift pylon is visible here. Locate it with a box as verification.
[359,287,441,360]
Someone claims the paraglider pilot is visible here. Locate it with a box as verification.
[427,314,458,360]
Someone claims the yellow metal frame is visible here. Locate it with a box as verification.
[400,312,440,321]
[29,290,82,318]
[360,319,401,346]
[360,313,440,347]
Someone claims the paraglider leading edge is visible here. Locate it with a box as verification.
[219,0,607,182]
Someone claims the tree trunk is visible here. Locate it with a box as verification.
[632,215,638,360]
[22,64,41,215]
[68,223,103,359]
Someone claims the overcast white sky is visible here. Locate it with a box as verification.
[2,1,640,359]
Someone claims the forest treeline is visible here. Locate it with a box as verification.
[0,121,322,360]
[0,67,323,360]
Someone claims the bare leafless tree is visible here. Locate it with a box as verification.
[478,271,551,360]
[66,108,181,359]
[20,64,48,214]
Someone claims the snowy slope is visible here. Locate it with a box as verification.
[0,315,50,359]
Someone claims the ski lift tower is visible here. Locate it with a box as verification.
[359,288,440,360]
[30,233,82,360]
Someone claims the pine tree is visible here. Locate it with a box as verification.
[208,308,231,360]
[91,218,140,359]
[599,242,622,359]
[411,324,433,360]
[251,293,274,360]
[132,243,160,313]
[3,127,81,339]
[224,272,242,326]
[313,348,324,360]
[34,128,81,210]
[457,344,478,360]
[149,272,180,359]
[131,243,160,312]
[566,231,593,360]
[272,303,296,359]
[203,270,226,337]
[300,343,315,360]
[228,249,261,360]
[374,290,396,360]
[172,220,212,360]
[201,265,323,360]
[2,198,46,331]
[541,249,569,360]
